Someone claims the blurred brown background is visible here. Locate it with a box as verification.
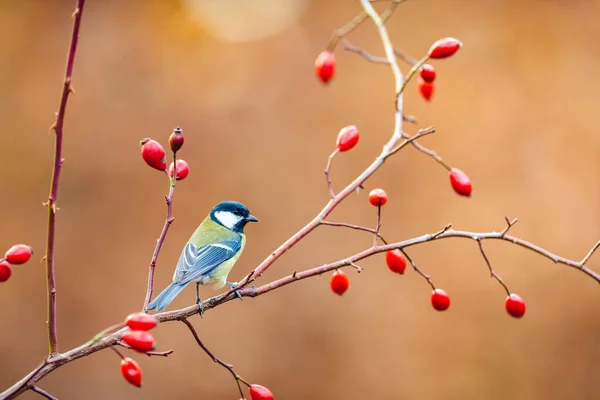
[1,0,600,399]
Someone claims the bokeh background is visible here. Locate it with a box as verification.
[1,0,600,399]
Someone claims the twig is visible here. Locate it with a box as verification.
[349,261,364,272]
[401,249,435,290]
[43,0,85,357]
[400,132,451,170]
[476,240,510,295]
[393,48,418,66]
[327,13,367,52]
[115,342,174,357]
[380,0,406,23]
[373,203,383,247]
[110,346,125,360]
[500,217,518,237]
[30,386,57,400]
[142,171,176,312]
[180,319,249,399]
[324,149,339,198]
[398,55,429,95]
[343,40,389,64]
[361,0,404,114]
[581,240,600,266]
[321,221,388,244]
[389,126,436,155]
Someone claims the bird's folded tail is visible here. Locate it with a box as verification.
[147,282,187,311]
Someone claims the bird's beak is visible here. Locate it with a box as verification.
[246,215,259,223]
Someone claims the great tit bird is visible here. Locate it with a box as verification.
[147,201,258,312]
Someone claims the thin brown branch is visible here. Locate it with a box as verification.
[324,149,339,198]
[115,342,174,357]
[393,48,418,66]
[401,132,451,171]
[400,249,435,290]
[349,261,364,272]
[321,221,388,244]
[30,386,57,400]
[343,41,420,70]
[4,223,600,398]
[245,226,600,297]
[581,239,600,266]
[343,40,389,64]
[180,319,249,399]
[477,240,510,295]
[44,0,85,357]
[398,55,429,95]
[373,203,383,247]
[389,126,436,155]
[380,0,406,23]
[142,171,176,312]
[500,217,518,237]
[327,13,368,52]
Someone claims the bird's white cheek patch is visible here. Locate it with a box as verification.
[214,211,243,230]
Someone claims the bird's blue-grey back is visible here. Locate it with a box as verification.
[174,239,241,284]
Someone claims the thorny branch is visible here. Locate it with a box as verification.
[4,224,600,398]
[142,170,176,312]
[43,0,85,358]
[3,1,600,399]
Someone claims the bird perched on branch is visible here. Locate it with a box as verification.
[147,201,259,313]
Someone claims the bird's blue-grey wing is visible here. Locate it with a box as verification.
[173,238,242,284]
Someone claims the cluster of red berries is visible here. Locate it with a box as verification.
[313,38,462,103]
[0,244,34,283]
[416,37,462,101]
[328,188,525,318]
[332,126,472,198]
[140,127,189,180]
[119,312,158,387]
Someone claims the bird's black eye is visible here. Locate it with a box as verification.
[234,210,242,216]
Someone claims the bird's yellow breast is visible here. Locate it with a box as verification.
[207,234,246,290]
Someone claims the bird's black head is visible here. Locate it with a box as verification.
[210,201,259,233]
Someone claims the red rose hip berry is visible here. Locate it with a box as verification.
[336,125,359,152]
[168,126,184,153]
[248,384,274,400]
[120,357,142,387]
[428,37,462,59]
[368,188,388,207]
[431,289,450,311]
[419,64,436,83]
[505,293,526,318]
[330,270,349,296]
[140,138,167,171]
[315,51,336,84]
[5,244,33,265]
[0,261,12,282]
[169,159,190,181]
[125,312,157,331]
[121,330,156,353]
[385,250,406,274]
[417,77,434,101]
[449,168,472,197]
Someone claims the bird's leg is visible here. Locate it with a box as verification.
[226,281,243,301]
[196,283,204,315]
